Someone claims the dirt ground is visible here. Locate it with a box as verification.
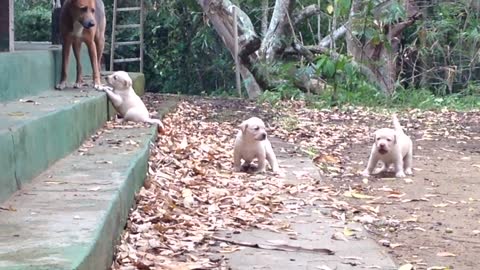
[115,94,479,270]
[345,121,480,269]
[200,97,480,269]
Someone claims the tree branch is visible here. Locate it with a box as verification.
[319,25,347,48]
[293,4,321,26]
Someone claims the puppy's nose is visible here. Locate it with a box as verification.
[83,20,95,29]
[260,133,267,140]
[379,143,385,148]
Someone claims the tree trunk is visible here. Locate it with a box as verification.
[261,0,269,36]
[260,0,296,61]
[346,0,421,95]
[196,0,262,98]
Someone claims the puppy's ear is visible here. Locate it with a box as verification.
[238,122,248,133]
[124,79,132,88]
[393,134,397,144]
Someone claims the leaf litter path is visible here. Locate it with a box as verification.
[112,95,479,270]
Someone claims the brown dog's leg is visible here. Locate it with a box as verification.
[55,36,72,90]
[84,32,101,89]
[72,38,85,88]
[94,34,105,73]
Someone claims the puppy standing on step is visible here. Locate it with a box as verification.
[362,114,413,178]
[55,0,106,90]
[233,117,280,173]
[102,71,165,132]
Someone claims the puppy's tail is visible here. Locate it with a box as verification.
[146,118,166,134]
[392,114,404,134]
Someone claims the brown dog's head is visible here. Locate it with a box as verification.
[374,128,396,155]
[71,0,97,29]
[239,117,268,141]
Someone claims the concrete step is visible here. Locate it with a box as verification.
[0,43,91,102]
[0,73,146,204]
[0,89,108,204]
[0,124,157,270]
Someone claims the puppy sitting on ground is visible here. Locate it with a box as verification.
[362,114,413,178]
[101,71,165,132]
[233,117,280,173]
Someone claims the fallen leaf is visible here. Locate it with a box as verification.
[343,227,355,236]
[398,264,414,270]
[316,266,333,270]
[390,243,404,249]
[7,111,25,117]
[332,232,348,241]
[344,190,375,200]
[436,251,456,257]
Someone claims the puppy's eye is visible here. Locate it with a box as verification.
[114,75,117,80]
[376,138,380,141]
[91,8,95,13]
[387,138,391,142]
[254,127,260,131]
[80,6,88,12]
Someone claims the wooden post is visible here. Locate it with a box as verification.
[233,7,241,97]
[109,0,118,71]
[0,0,14,52]
[51,0,62,44]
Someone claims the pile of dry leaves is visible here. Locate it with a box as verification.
[112,100,309,269]
[112,96,480,270]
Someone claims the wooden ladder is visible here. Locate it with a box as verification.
[109,0,144,73]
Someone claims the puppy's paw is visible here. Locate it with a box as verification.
[405,168,413,175]
[361,169,371,177]
[395,171,406,178]
[94,83,105,91]
[55,82,67,90]
[272,169,286,178]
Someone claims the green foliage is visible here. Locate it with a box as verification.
[307,85,479,111]
[126,1,235,94]
[11,0,480,107]
[15,0,51,41]
[336,0,352,17]
[401,1,480,94]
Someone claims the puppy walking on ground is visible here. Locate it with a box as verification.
[233,117,280,173]
[362,114,413,178]
[56,0,106,90]
[101,71,165,132]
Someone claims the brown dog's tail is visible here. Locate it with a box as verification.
[392,114,404,134]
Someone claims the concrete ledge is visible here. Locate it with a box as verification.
[0,126,157,270]
[0,89,107,203]
[0,74,146,204]
[0,44,92,102]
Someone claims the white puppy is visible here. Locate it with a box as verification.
[362,114,413,178]
[101,71,164,132]
[233,117,280,173]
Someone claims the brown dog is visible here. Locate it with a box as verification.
[55,0,106,90]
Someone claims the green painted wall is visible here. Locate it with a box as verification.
[0,46,92,102]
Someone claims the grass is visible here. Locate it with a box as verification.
[259,83,480,111]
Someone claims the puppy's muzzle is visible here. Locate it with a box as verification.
[256,133,267,141]
[378,143,388,154]
[81,20,95,29]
